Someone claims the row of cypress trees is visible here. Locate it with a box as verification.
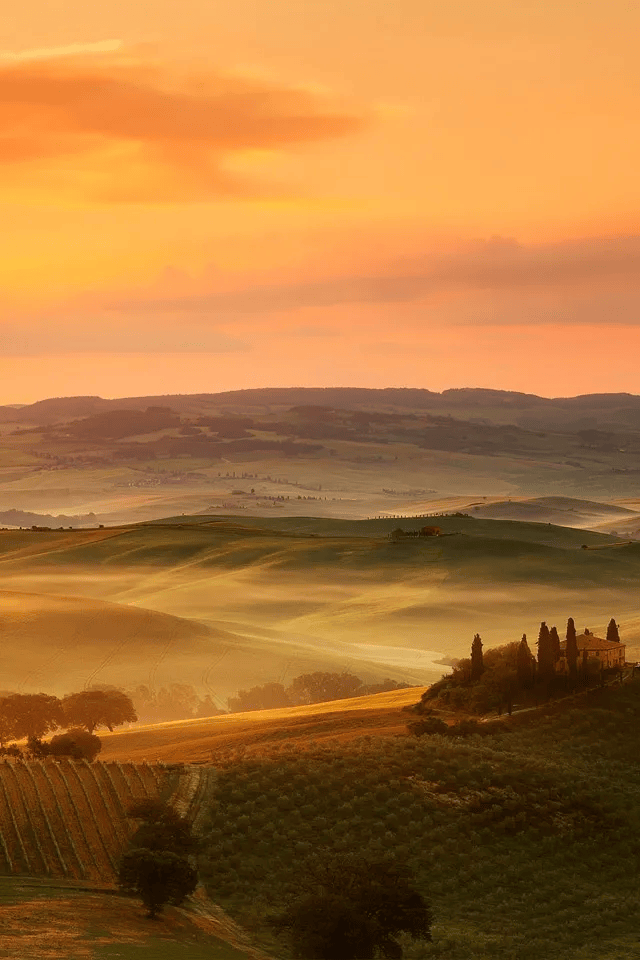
[471,617,621,689]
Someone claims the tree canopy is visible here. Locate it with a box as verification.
[62,689,137,733]
[606,618,621,643]
[272,854,432,959]
[0,693,63,745]
[127,799,198,857]
[286,672,365,706]
[118,848,198,919]
[537,622,555,682]
[470,633,484,681]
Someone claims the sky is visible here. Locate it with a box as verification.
[1,0,639,403]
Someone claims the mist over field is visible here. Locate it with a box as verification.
[1,388,640,713]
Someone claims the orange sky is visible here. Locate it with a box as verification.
[1,1,639,402]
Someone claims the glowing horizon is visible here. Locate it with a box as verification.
[2,1,639,403]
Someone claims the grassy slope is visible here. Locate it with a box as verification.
[195,678,640,960]
[100,687,427,762]
[0,878,256,960]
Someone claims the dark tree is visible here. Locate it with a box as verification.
[549,626,561,663]
[272,855,432,959]
[606,619,620,643]
[127,800,198,856]
[49,728,102,761]
[566,618,579,685]
[516,634,534,689]
[62,689,137,733]
[470,634,484,682]
[536,622,555,682]
[0,693,63,743]
[117,848,198,919]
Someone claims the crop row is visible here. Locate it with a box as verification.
[0,760,170,882]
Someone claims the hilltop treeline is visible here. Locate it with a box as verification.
[127,684,225,723]
[228,673,411,713]
[126,675,412,723]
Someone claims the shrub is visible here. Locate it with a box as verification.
[48,728,102,761]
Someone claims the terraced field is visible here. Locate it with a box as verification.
[0,760,173,883]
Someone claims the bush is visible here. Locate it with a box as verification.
[48,728,102,761]
[408,715,448,737]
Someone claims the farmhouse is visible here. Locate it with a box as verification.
[558,628,626,670]
[576,630,626,668]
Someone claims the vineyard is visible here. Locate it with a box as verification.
[0,759,175,884]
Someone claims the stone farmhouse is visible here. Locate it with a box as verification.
[558,628,626,671]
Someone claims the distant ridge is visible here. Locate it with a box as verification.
[3,386,640,424]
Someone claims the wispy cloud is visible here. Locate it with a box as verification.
[0,40,124,62]
[0,317,249,356]
[0,45,368,202]
[107,234,640,321]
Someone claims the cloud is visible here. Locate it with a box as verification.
[0,315,249,356]
[0,40,124,62]
[107,234,640,320]
[0,46,368,201]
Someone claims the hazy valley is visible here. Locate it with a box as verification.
[1,388,640,959]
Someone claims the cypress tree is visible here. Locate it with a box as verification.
[606,618,620,643]
[566,617,578,685]
[549,626,561,662]
[470,634,484,681]
[516,634,534,689]
[537,622,555,682]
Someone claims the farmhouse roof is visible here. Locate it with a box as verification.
[575,633,625,651]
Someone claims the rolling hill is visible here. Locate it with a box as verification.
[0,515,638,710]
[3,387,640,528]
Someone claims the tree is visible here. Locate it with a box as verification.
[117,848,198,919]
[156,684,199,721]
[566,618,579,685]
[62,689,137,733]
[606,618,620,643]
[271,854,432,959]
[536,622,555,683]
[49,728,102,761]
[516,634,534,689]
[470,634,484,681]
[228,682,291,713]
[194,695,225,718]
[549,626,561,663]
[126,800,198,856]
[0,693,63,743]
[286,672,364,706]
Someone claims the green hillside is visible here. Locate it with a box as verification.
[1,515,637,586]
[199,678,640,960]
